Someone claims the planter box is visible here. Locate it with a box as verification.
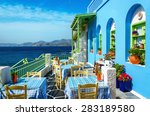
[116,78,120,88]
[119,80,132,92]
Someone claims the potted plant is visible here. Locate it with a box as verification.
[73,32,77,41]
[140,43,144,49]
[104,54,112,60]
[108,48,115,57]
[111,34,115,40]
[97,48,102,55]
[118,73,132,92]
[81,24,87,31]
[128,48,142,64]
[113,64,125,88]
[97,69,102,81]
[132,30,138,36]
[11,72,18,83]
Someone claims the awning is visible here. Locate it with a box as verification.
[71,13,96,30]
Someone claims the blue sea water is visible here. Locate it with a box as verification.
[0,46,71,66]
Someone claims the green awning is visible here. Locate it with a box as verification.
[71,13,96,29]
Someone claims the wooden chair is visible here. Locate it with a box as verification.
[5,85,27,99]
[54,65,62,89]
[60,61,67,66]
[27,72,41,77]
[78,83,98,99]
[52,57,60,65]
[79,62,85,69]
[74,69,88,77]
[71,65,81,76]
[68,57,74,64]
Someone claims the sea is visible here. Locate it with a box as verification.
[0,46,71,67]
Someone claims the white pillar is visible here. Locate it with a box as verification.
[0,66,11,86]
[102,66,116,99]
[45,53,51,67]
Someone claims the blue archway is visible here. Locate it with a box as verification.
[106,18,115,53]
[125,4,146,60]
[96,25,101,52]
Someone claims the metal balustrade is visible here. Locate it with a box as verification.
[51,53,71,60]
[10,53,71,78]
[11,54,45,78]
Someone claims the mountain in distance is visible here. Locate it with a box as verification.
[0,43,19,46]
[0,39,71,46]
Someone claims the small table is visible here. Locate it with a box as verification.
[0,77,47,99]
[64,76,111,99]
[60,59,68,64]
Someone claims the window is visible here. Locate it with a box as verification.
[106,18,115,59]
[126,5,146,65]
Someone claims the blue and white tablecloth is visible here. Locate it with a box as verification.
[61,64,75,80]
[0,77,47,99]
[60,59,68,63]
[64,76,111,99]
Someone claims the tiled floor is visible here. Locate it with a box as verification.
[45,67,140,99]
[46,71,67,99]
[116,88,140,99]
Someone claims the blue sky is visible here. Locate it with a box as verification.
[0,0,92,43]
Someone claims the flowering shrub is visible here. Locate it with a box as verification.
[113,63,125,78]
[118,73,132,82]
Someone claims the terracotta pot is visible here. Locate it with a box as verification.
[129,55,140,64]
[97,73,102,81]
[99,58,103,61]
[12,73,17,83]
[98,50,102,55]
[140,44,144,49]
[108,51,115,56]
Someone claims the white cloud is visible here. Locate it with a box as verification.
[0,22,72,43]
[0,4,75,22]
[0,4,75,43]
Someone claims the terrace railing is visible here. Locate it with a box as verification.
[10,53,71,78]
[51,53,71,60]
[11,54,45,78]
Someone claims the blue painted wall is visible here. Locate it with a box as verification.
[88,17,96,65]
[88,0,150,98]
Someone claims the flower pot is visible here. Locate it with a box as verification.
[129,55,140,64]
[120,81,132,92]
[97,73,102,81]
[119,81,126,92]
[140,43,144,49]
[12,73,18,83]
[116,78,120,88]
[98,50,102,55]
[108,51,115,57]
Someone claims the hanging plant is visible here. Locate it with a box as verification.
[73,32,77,41]
[97,48,102,55]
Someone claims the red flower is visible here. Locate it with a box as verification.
[118,73,132,82]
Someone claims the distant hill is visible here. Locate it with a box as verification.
[0,39,71,47]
